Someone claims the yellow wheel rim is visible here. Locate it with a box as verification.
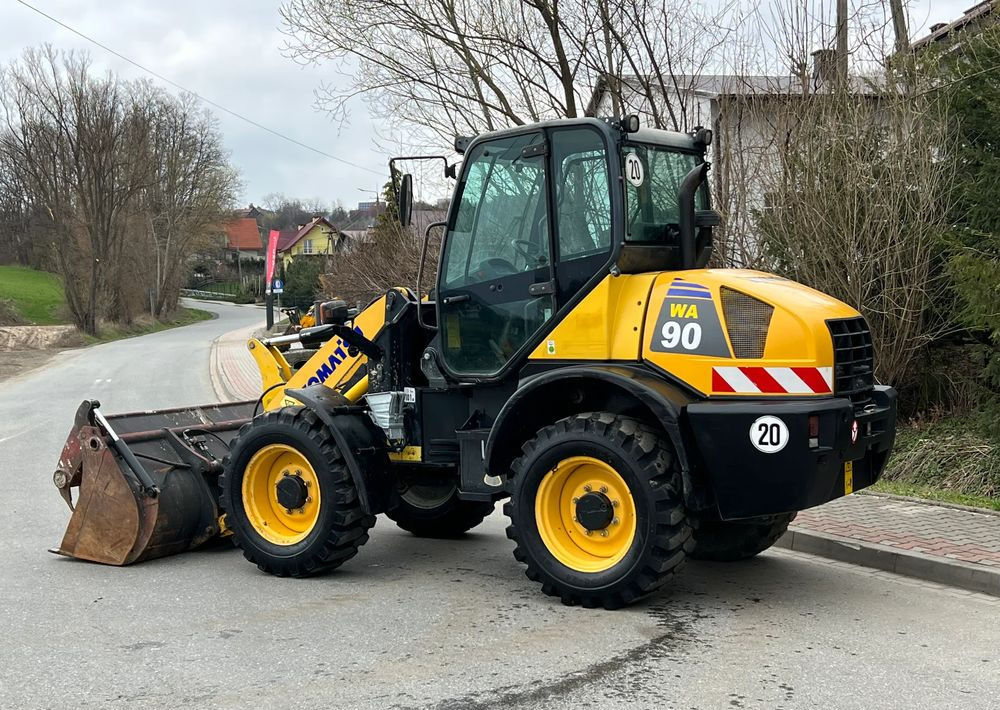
[242,444,321,546]
[534,455,637,573]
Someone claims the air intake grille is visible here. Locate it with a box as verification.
[721,287,773,359]
[828,317,874,396]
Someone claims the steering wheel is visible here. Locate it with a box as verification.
[473,257,518,280]
[511,239,543,265]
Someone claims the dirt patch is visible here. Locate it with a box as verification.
[0,325,83,350]
[0,348,63,383]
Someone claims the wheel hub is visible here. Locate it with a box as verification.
[534,455,638,573]
[574,491,614,531]
[276,472,308,511]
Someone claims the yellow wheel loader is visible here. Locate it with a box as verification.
[52,117,897,608]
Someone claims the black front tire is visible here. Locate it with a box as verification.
[220,406,375,577]
[387,482,494,538]
[505,413,692,609]
[688,513,796,562]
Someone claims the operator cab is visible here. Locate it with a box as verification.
[394,117,718,380]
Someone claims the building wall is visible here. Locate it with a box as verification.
[281,222,337,267]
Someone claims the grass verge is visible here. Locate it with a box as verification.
[878,411,999,511]
[0,265,67,325]
[869,480,1000,512]
[83,307,214,344]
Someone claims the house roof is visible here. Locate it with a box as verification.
[275,226,299,251]
[586,72,880,116]
[279,216,337,252]
[224,218,262,250]
[411,208,448,235]
[912,1,994,50]
[340,213,377,232]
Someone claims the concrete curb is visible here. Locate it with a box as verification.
[209,322,264,403]
[208,333,235,403]
[776,527,1000,597]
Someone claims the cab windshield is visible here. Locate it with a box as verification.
[623,145,706,242]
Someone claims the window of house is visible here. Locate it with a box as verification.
[303,238,314,254]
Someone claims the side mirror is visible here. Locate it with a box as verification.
[695,209,722,228]
[397,173,413,227]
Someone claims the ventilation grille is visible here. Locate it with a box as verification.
[721,287,774,359]
[828,317,875,396]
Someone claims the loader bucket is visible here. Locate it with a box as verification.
[52,399,254,565]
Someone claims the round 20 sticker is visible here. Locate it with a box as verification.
[749,415,789,453]
[624,153,644,187]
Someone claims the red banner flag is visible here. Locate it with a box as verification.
[265,229,279,286]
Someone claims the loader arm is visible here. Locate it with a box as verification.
[249,291,396,411]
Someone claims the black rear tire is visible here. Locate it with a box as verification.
[221,406,375,577]
[688,513,796,562]
[505,412,691,609]
[386,482,494,538]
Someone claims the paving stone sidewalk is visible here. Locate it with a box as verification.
[210,321,264,402]
[778,493,1000,595]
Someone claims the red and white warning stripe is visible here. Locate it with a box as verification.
[712,366,833,394]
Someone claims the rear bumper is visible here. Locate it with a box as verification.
[685,386,897,520]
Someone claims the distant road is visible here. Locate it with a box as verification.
[0,299,997,709]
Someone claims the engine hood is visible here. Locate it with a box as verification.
[641,269,861,397]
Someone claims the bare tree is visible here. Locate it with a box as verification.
[280,0,601,143]
[138,86,239,317]
[753,86,952,388]
[0,47,240,332]
[0,48,150,333]
[322,221,440,307]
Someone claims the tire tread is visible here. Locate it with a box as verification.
[220,406,375,577]
[504,412,691,609]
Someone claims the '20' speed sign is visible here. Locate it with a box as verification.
[749,415,789,453]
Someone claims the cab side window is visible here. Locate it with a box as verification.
[551,128,612,300]
[437,132,554,375]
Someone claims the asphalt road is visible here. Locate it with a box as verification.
[1,300,997,710]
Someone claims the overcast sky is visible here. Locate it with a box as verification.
[2,1,975,211]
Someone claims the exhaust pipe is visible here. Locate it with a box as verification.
[678,162,709,270]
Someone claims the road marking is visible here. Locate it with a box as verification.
[0,426,33,445]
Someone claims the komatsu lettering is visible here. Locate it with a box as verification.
[305,326,364,386]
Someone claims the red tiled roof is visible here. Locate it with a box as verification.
[225,218,262,250]
[275,226,299,251]
[280,216,336,252]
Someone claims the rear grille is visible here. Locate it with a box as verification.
[828,317,875,396]
[721,287,773,358]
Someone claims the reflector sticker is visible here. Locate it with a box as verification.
[713,366,833,394]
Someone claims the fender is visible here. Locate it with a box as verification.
[284,384,394,514]
[485,365,701,494]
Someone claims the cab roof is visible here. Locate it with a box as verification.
[458,117,701,154]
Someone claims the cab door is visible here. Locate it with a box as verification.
[437,131,555,377]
